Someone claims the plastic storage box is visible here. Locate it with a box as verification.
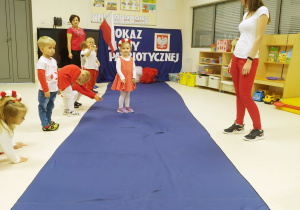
[186,74,196,87]
[196,75,209,86]
[197,64,219,75]
[180,72,188,85]
[208,76,221,89]
[168,73,178,82]
[222,66,231,77]
[221,80,235,93]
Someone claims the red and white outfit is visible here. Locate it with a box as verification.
[81,49,99,91]
[58,64,81,112]
[111,56,136,91]
[72,82,96,102]
[232,6,269,130]
[0,120,20,163]
[37,56,58,92]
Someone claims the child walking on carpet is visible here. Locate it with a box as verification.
[111,38,136,113]
[0,91,28,163]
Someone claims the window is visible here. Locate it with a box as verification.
[279,0,300,34]
[191,0,300,48]
[192,5,214,47]
[214,1,242,43]
[264,0,278,34]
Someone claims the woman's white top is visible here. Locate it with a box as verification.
[116,56,136,80]
[234,6,269,59]
[0,121,20,163]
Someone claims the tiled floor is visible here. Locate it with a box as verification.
[1,81,300,210]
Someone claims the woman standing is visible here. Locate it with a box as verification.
[67,14,86,68]
[223,0,270,141]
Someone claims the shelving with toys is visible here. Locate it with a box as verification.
[254,33,300,99]
[198,51,234,92]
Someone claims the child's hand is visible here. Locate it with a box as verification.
[97,60,100,67]
[19,157,28,163]
[94,95,103,102]
[69,53,73,59]
[121,79,126,84]
[132,78,136,84]
[58,89,61,95]
[14,142,27,149]
[44,91,50,98]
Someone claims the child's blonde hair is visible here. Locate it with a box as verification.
[86,37,95,43]
[80,41,88,50]
[37,36,56,48]
[0,97,27,134]
[77,70,91,85]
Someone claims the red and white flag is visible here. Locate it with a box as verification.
[100,12,117,56]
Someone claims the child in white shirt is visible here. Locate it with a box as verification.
[0,91,28,164]
[37,36,60,131]
[80,37,100,93]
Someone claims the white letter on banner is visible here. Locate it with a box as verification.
[136,52,143,61]
[132,41,140,51]
[175,53,179,62]
[154,53,160,62]
[122,29,129,38]
[165,53,171,61]
[109,52,118,61]
[160,53,164,61]
[137,30,142,39]
[171,53,175,62]
[149,53,155,62]
[143,53,148,61]
[115,29,122,38]
[130,30,136,39]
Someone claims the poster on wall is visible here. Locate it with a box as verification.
[106,2,117,10]
[154,33,170,52]
[93,0,104,7]
[142,0,156,3]
[142,4,156,13]
[121,0,140,11]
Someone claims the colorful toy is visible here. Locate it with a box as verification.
[140,67,158,84]
[263,94,281,104]
[253,90,265,102]
[274,97,300,115]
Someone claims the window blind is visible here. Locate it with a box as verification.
[192,5,214,47]
[214,1,241,43]
[264,0,278,34]
[279,0,300,34]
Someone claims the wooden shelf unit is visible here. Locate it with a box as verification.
[199,51,234,92]
[255,33,300,99]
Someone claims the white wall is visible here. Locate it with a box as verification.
[31,0,224,76]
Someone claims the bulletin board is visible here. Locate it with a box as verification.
[91,0,157,26]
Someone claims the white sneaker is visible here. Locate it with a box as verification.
[63,109,69,115]
[68,110,80,117]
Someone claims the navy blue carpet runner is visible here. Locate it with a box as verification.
[13,82,269,210]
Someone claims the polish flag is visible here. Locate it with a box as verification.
[100,12,117,56]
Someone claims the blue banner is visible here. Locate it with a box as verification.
[98,26,182,82]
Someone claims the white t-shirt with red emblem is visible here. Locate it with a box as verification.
[37,56,59,92]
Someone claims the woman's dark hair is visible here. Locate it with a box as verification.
[245,0,270,24]
[69,14,80,23]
